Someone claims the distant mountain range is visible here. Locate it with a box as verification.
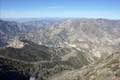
[0,18,120,80]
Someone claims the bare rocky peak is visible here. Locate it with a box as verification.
[7,37,25,48]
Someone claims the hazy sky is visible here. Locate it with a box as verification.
[0,0,120,19]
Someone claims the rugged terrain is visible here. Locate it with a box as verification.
[0,18,120,80]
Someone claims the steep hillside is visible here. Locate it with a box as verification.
[49,52,120,80]
[0,39,90,80]
[24,19,120,62]
[0,18,120,80]
[0,56,32,80]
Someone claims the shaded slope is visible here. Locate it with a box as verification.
[0,40,90,80]
[0,40,52,61]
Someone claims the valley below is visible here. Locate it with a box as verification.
[0,18,120,80]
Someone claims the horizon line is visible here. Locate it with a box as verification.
[0,17,120,20]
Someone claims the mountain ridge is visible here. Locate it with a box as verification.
[0,18,120,80]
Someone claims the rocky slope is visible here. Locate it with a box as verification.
[0,18,120,80]
[23,18,120,62]
[0,40,90,80]
[49,52,120,80]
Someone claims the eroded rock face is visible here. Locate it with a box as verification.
[30,77,36,80]
[7,37,25,48]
